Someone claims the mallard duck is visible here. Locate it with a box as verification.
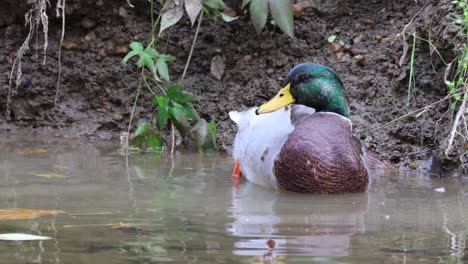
[229,63,369,193]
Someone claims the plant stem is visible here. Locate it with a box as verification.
[127,73,144,138]
[407,32,416,107]
[181,12,203,83]
[171,122,175,155]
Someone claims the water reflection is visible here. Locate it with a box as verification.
[229,182,368,259]
[228,170,468,263]
[0,135,468,263]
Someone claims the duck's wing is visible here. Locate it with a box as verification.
[274,112,369,193]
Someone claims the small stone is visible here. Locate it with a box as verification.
[353,33,364,44]
[113,37,127,46]
[84,32,96,41]
[62,41,78,50]
[81,17,96,29]
[273,58,284,67]
[6,56,13,65]
[336,51,345,59]
[351,48,361,56]
[266,68,274,74]
[409,163,418,170]
[361,19,376,25]
[330,42,342,52]
[375,35,382,40]
[243,54,252,63]
[353,55,365,66]
[115,46,128,55]
[119,7,129,18]
[99,48,107,57]
[293,5,304,15]
[113,114,123,121]
[340,54,352,63]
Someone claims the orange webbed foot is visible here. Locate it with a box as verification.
[231,160,242,179]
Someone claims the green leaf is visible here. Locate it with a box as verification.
[130,135,145,148]
[242,0,251,8]
[135,123,151,136]
[141,54,156,74]
[155,96,170,128]
[130,42,144,52]
[144,47,159,58]
[204,0,227,9]
[219,12,238,22]
[159,54,176,61]
[170,102,191,137]
[195,119,217,152]
[450,102,457,110]
[170,91,198,104]
[250,0,268,33]
[454,93,462,100]
[147,133,163,148]
[195,119,207,152]
[136,58,144,68]
[181,103,195,120]
[445,80,455,87]
[156,58,170,82]
[167,83,182,96]
[122,50,140,65]
[185,0,203,25]
[206,120,217,151]
[159,0,185,35]
[269,0,294,38]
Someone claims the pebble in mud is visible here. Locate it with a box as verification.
[81,17,96,29]
[113,114,123,121]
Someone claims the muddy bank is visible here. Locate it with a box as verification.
[0,0,466,173]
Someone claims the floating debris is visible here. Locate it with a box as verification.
[16,149,48,155]
[0,233,52,241]
[0,209,65,221]
[33,174,69,179]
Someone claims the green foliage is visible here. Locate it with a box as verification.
[123,41,217,153]
[446,48,467,110]
[244,0,294,38]
[151,83,198,137]
[160,0,237,36]
[450,0,468,33]
[123,42,175,82]
[158,0,293,37]
[375,93,394,102]
[195,119,217,152]
[130,123,163,150]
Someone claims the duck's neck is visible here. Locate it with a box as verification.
[294,78,350,118]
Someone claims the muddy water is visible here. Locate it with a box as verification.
[0,136,467,263]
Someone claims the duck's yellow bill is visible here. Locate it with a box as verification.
[256,84,295,115]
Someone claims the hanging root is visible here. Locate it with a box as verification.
[445,85,468,159]
[54,0,66,106]
[6,0,66,119]
[6,0,50,120]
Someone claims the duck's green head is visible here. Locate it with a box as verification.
[256,63,350,118]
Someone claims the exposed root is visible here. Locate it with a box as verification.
[445,86,467,155]
[6,0,50,120]
[54,0,66,106]
[6,0,66,118]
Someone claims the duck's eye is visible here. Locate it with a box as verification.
[279,93,284,97]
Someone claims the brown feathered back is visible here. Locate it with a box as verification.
[274,112,369,193]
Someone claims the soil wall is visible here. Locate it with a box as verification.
[0,0,466,173]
